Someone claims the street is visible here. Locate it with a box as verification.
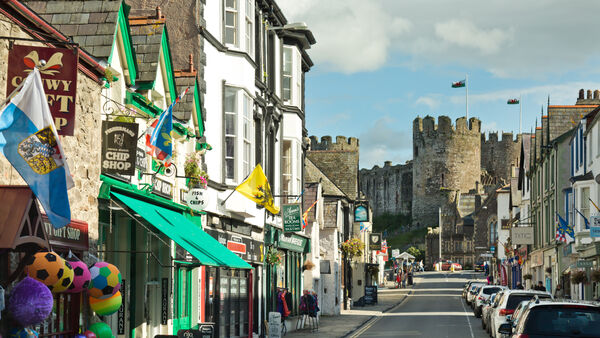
[355,271,488,338]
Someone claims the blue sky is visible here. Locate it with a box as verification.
[278,0,600,169]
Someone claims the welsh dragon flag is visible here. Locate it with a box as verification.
[507,98,519,104]
[452,80,465,88]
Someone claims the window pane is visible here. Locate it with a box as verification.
[225,114,236,135]
[225,27,236,45]
[225,88,237,112]
[226,137,235,157]
[226,159,234,179]
[226,12,235,26]
[283,48,292,74]
[226,0,236,9]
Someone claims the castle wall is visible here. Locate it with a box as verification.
[481,133,522,183]
[359,161,412,216]
[412,116,481,227]
[308,136,359,199]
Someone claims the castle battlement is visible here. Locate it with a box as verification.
[481,132,522,145]
[309,135,359,151]
[413,115,481,138]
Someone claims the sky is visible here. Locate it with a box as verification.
[277,0,600,170]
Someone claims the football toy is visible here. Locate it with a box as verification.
[25,251,65,287]
[50,260,74,293]
[67,260,91,293]
[89,291,122,316]
[88,262,121,299]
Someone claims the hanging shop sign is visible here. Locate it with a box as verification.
[369,233,382,251]
[205,229,263,262]
[152,177,173,199]
[7,45,78,135]
[42,216,88,251]
[576,260,593,268]
[135,147,147,171]
[511,227,534,245]
[161,278,168,325]
[185,187,209,212]
[354,201,369,222]
[101,121,139,176]
[392,249,400,258]
[278,233,308,253]
[282,203,302,232]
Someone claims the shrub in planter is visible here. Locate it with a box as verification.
[571,270,587,284]
[591,270,600,283]
[523,273,533,280]
[265,248,282,265]
[341,238,364,259]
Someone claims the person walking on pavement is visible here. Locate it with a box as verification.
[515,282,524,290]
[535,281,546,291]
[554,284,563,298]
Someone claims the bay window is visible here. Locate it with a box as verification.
[224,87,237,180]
[282,140,292,201]
[282,46,302,106]
[245,0,253,54]
[224,86,254,182]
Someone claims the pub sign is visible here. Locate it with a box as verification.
[101,121,139,176]
[7,45,78,135]
[369,233,382,251]
[354,201,369,222]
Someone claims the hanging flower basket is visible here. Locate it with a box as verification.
[265,247,282,265]
[523,273,533,280]
[545,267,552,274]
[341,238,364,259]
[184,152,208,188]
[571,270,587,284]
[302,259,315,271]
[591,270,600,283]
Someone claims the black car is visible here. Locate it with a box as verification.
[474,261,485,272]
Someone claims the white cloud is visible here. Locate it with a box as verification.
[358,117,412,168]
[435,20,512,55]
[276,0,600,78]
[415,96,440,110]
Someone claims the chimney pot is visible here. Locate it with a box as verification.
[595,90,600,100]
[579,89,585,99]
[156,6,163,19]
[587,89,593,99]
[188,54,195,73]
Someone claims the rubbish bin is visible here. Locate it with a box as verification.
[407,273,413,286]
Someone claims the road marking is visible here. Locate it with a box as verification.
[460,296,475,338]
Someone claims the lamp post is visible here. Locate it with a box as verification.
[439,207,442,263]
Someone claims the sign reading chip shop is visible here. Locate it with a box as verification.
[6,45,78,135]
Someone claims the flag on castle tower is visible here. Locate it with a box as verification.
[452,79,466,88]
[507,98,520,104]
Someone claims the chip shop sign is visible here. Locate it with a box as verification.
[7,45,78,135]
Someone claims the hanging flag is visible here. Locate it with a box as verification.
[235,164,279,214]
[507,98,520,104]
[452,80,466,88]
[555,213,574,243]
[0,68,73,228]
[145,87,189,166]
[575,208,590,229]
[301,199,318,229]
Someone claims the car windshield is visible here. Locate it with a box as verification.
[524,305,600,337]
[482,287,501,295]
[507,294,551,309]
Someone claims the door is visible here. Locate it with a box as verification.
[174,267,192,333]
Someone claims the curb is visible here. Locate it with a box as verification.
[343,284,415,338]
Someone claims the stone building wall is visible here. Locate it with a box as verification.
[308,136,359,200]
[0,15,103,252]
[481,132,522,183]
[359,161,412,217]
[412,116,481,227]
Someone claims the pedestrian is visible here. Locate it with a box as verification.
[396,272,401,288]
[484,261,489,276]
[536,281,546,291]
[515,282,524,290]
[486,275,492,285]
[554,284,563,298]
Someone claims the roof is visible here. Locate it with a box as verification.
[128,12,165,84]
[24,0,121,59]
[304,157,346,197]
[0,186,49,250]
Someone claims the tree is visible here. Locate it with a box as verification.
[407,246,424,261]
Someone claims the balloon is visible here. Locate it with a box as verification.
[88,322,114,338]
[83,330,97,338]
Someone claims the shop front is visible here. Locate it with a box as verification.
[98,176,252,337]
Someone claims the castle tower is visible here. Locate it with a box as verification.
[412,116,481,227]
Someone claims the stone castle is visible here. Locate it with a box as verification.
[360,115,521,228]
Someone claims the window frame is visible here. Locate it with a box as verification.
[244,0,254,55]
[224,87,238,181]
[282,47,293,102]
[224,0,239,46]
[282,139,293,201]
[242,92,253,178]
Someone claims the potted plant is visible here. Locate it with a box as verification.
[523,273,533,280]
[302,259,315,271]
[545,267,552,274]
[571,270,587,284]
[265,247,282,265]
[341,237,364,259]
[184,152,208,188]
[591,270,600,283]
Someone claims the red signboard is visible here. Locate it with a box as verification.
[42,215,88,251]
[6,45,78,135]
[227,241,247,254]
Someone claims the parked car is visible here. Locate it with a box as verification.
[498,299,600,338]
[482,291,504,333]
[473,285,504,318]
[474,261,485,272]
[489,290,552,338]
[467,283,485,306]
[435,259,452,271]
[451,262,462,271]
[463,280,483,300]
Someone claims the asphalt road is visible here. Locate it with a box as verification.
[355,271,489,338]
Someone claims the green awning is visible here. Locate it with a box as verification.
[111,192,252,269]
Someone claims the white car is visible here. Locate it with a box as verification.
[489,290,552,338]
[473,285,505,318]
[466,283,485,305]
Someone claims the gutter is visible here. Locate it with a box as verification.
[2,0,106,83]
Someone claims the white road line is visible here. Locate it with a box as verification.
[460,297,475,338]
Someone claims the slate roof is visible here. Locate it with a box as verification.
[24,1,121,59]
[173,76,195,121]
[305,158,345,197]
[128,11,165,84]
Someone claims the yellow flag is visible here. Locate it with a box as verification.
[235,164,279,214]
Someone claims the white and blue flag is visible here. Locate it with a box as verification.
[0,68,72,228]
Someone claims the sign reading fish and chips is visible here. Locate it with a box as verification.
[6,45,78,135]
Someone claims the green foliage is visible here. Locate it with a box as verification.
[372,212,412,232]
[341,237,364,259]
[386,228,427,249]
[407,246,424,261]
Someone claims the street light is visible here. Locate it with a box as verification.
[268,22,308,31]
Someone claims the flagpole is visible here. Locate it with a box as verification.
[465,74,469,120]
[519,94,522,135]
[220,171,253,206]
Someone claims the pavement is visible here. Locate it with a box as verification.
[285,280,415,338]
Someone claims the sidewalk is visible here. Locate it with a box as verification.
[285,282,414,338]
